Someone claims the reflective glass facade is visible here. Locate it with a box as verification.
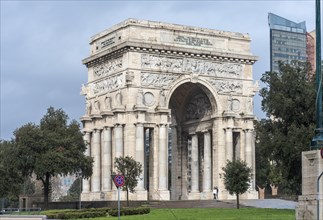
[268,13,307,72]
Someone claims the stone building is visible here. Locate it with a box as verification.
[80,19,259,201]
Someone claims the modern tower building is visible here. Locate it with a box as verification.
[306,30,316,78]
[268,13,307,73]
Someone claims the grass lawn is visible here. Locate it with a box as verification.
[74,208,295,220]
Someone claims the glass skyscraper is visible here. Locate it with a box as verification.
[268,13,307,73]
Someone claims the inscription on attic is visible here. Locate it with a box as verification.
[174,35,213,47]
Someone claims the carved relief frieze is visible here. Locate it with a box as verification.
[141,54,243,77]
[142,54,183,72]
[93,57,122,78]
[209,79,242,94]
[141,72,178,87]
[89,73,123,96]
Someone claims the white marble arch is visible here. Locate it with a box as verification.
[80,18,259,202]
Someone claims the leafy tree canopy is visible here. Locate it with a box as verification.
[256,61,316,194]
[0,140,24,199]
[114,156,142,206]
[222,159,251,209]
[13,107,93,208]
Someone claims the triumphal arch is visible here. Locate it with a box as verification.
[80,19,259,201]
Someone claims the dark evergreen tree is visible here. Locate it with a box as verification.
[256,61,316,195]
[0,140,24,200]
[13,107,93,209]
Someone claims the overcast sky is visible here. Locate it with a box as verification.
[0,0,317,140]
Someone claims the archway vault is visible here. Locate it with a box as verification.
[80,18,259,202]
[168,80,218,125]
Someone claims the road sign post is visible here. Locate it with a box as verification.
[112,174,125,220]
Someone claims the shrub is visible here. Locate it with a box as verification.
[45,210,106,219]
[109,207,150,216]
[44,206,149,219]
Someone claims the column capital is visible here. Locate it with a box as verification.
[103,126,112,132]
[82,130,92,135]
[189,132,197,136]
[93,128,103,132]
[134,122,144,127]
[201,129,210,134]
[114,123,124,127]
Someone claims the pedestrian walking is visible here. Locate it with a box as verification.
[213,187,218,200]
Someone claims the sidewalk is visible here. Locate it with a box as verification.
[239,199,297,209]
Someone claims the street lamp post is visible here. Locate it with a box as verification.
[311,0,323,150]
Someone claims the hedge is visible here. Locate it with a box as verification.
[109,207,150,217]
[43,207,150,219]
[45,210,106,219]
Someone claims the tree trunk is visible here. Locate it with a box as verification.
[270,184,278,196]
[126,189,129,207]
[236,193,240,209]
[43,173,50,210]
[257,185,265,199]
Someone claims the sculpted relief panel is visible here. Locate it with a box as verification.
[209,79,242,94]
[141,54,243,77]
[141,72,178,87]
[93,57,123,78]
[88,73,123,97]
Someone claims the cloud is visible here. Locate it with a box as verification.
[0,0,316,140]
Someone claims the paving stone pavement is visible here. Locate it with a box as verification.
[238,199,297,209]
[147,199,296,209]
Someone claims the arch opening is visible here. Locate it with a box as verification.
[168,82,216,200]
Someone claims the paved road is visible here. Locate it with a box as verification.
[238,199,297,209]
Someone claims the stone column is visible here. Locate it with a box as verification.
[82,132,91,193]
[245,129,254,189]
[191,134,199,192]
[158,124,167,190]
[115,124,124,158]
[203,131,212,192]
[135,123,145,190]
[91,129,101,192]
[226,128,233,162]
[245,129,253,168]
[102,127,112,191]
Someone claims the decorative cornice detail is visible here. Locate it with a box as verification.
[83,43,257,67]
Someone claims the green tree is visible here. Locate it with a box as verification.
[0,140,24,201]
[256,61,316,195]
[13,107,93,209]
[222,159,252,209]
[114,156,143,206]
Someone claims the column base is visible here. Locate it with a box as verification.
[200,191,213,200]
[81,192,103,201]
[150,190,170,200]
[243,190,258,199]
[188,192,200,200]
[134,190,148,200]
